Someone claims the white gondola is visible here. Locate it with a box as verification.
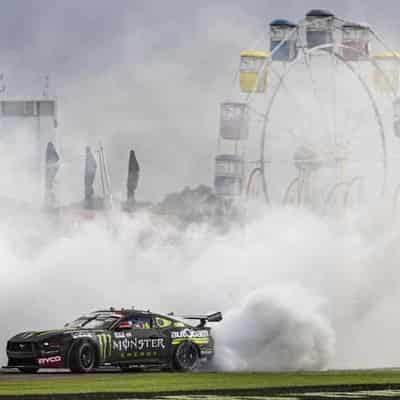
[269,19,298,62]
[214,154,243,196]
[220,102,249,140]
[342,24,370,61]
[306,9,335,50]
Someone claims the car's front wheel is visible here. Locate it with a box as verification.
[18,367,39,374]
[173,342,199,372]
[69,342,96,373]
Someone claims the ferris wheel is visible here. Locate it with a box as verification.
[215,9,400,213]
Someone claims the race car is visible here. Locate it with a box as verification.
[5,308,222,373]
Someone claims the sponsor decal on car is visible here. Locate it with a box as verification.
[171,329,210,346]
[119,351,159,359]
[97,334,112,361]
[112,337,166,352]
[155,317,172,328]
[37,356,63,367]
[171,329,209,339]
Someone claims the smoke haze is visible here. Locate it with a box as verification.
[1,204,400,370]
[1,0,400,372]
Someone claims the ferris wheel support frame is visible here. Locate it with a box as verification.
[323,176,364,213]
[246,167,263,199]
[258,42,390,206]
[343,176,364,206]
[282,176,300,205]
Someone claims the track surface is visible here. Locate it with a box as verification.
[0,368,124,380]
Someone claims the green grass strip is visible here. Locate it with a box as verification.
[1,370,400,396]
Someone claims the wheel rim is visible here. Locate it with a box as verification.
[177,343,197,369]
[80,346,93,369]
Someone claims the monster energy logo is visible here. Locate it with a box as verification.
[97,334,112,361]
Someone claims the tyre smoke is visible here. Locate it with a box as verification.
[214,286,334,371]
[1,203,399,370]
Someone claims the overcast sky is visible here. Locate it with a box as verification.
[2,1,398,81]
[1,1,399,201]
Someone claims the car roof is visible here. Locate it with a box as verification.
[90,309,194,326]
[92,309,151,317]
[91,309,174,319]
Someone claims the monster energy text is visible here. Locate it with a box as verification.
[112,337,165,352]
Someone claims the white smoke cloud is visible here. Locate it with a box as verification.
[214,286,334,371]
[0,203,399,371]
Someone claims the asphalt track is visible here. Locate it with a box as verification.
[0,368,126,380]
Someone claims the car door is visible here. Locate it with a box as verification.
[131,318,169,364]
[111,315,169,364]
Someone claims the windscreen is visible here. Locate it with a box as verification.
[66,313,120,329]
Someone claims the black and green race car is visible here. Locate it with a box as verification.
[5,308,222,373]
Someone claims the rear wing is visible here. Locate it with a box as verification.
[170,312,222,327]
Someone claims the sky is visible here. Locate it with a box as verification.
[0,0,399,202]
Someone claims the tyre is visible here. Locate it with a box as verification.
[18,367,39,374]
[69,342,96,373]
[173,342,199,372]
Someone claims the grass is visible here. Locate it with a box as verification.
[1,370,400,396]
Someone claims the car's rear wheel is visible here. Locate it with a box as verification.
[18,367,39,374]
[173,342,199,372]
[69,342,96,373]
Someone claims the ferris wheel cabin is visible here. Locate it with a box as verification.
[239,50,269,93]
[215,102,248,198]
[372,52,400,93]
[220,102,249,141]
[305,9,335,50]
[341,23,370,61]
[214,154,244,197]
[269,19,298,61]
